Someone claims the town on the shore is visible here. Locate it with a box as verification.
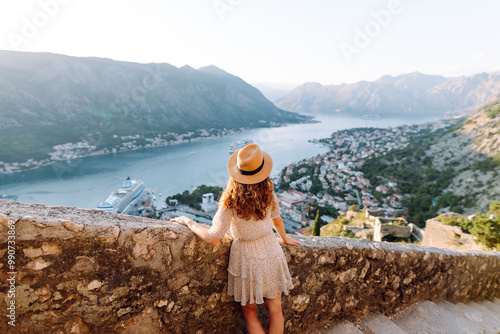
[269,120,455,232]
[0,127,253,174]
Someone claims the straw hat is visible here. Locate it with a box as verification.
[227,144,273,184]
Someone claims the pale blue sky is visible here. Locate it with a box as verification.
[0,0,499,85]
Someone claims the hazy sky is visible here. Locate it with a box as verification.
[0,0,499,85]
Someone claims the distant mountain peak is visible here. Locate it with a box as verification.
[301,82,323,89]
[198,65,232,76]
[179,64,196,71]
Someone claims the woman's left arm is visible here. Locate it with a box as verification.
[171,216,221,246]
[272,217,300,246]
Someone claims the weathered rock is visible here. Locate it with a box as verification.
[87,280,102,290]
[72,256,99,273]
[98,225,120,243]
[61,219,85,232]
[117,307,132,317]
[64,316,92,334]
[292,294,310,312]
[35,286,52,303]
[132,230,157,260]
[26,258,53,270]
[23,246,44,258]
[115,307,162,334]
[339,268,358,283]
[422,219,484,251]
[23,243,62,258]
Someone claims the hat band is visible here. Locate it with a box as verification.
[239,159,264,176]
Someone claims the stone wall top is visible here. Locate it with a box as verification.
[1,200,498,258]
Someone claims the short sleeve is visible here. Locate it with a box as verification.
[208,206,232,239]
[271,193,281,219]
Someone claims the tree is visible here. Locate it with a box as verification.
[470,216,500,250]
[312,210,321,236]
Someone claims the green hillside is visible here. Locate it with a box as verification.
[0,51,307,163]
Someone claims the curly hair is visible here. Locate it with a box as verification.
[219,177,275,220]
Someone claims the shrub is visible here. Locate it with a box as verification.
[391,220,407,226]
[486,105,500,118]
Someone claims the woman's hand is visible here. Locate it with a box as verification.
[282,235,300,247]
[171,216,221,247]
[171,216,195,228]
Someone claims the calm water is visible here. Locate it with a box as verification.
[0,114,438,209]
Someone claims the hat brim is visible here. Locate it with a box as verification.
[227,149,273,185]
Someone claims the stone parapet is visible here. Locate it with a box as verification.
[0,200,499,333]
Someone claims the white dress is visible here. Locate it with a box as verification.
[208,193,294,306]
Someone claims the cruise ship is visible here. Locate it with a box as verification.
[228,139,253,154]
[96,177,145,213]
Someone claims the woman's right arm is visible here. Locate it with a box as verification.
[272,217,300,246]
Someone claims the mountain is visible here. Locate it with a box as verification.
[276,71,500,116]
[252,83,297,102]
[362,94,500,221]
[0,51,307,163]
[427,95,500,211]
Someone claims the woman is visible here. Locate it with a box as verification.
[172,143,300,334]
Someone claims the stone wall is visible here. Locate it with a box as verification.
[373,218,412,242]
[1,200,499,334]
[421,218,485,251]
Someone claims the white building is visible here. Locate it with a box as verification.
[201,193,218,213]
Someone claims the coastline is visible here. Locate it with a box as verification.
[0,126,257,175]
[1,113,320,176]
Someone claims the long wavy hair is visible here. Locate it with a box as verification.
[219,177,275,220]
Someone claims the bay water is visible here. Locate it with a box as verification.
[0,114,438,209]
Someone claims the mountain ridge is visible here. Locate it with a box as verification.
[0,50,308,163]
[276,71,500,116]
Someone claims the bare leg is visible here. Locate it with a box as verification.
[264,293,284,334]
[241,301,265,334]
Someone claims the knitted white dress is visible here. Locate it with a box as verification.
[208,193,294,306]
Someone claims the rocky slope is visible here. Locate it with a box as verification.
[0,50,306,162]
[276,71,500,116]
[427,95,500,212]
